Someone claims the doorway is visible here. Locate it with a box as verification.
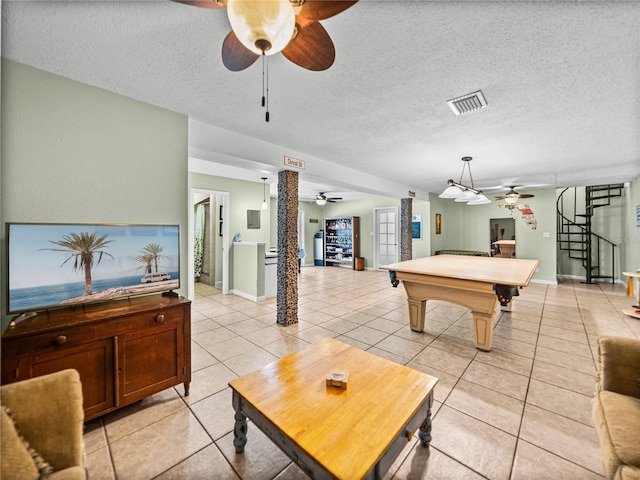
[490,218,515,257]
[189,188,229,300]
[298,209,306,265]
[374,207,399,269]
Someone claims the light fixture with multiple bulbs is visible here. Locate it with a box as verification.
[439,157,491,205]
[261,177,268,210]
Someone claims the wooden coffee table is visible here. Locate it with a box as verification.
[228,338,438,480]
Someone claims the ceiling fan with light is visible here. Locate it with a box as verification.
[315,192,342,205]
[495,186,535,205]
[174,0,358,72]
[174,0,357,122]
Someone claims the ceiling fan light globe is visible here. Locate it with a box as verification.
[505,195,518,204]
[439,185,463,199]
[227,0,296,56]
[316,198,327,206]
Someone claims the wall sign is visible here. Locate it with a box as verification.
[284,156,306,169]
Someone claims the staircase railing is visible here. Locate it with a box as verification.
[556,185,623,283]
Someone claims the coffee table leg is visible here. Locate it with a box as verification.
[418,394,434,448]
[232,393,248,453]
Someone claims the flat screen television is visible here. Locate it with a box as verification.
[7,223,180,315]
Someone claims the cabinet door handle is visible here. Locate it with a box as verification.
[155,314,165,324]
[53,335,67,346]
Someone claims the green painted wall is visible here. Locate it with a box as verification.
[1,59,188,330]
[232,242,265,298]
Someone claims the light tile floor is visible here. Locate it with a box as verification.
[83,266,640,479]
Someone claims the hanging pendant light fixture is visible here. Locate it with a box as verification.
[439,156,490,205]
[261,177,268,209]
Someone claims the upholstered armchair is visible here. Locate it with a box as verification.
[592,336,640,480]
[1,369,86,479]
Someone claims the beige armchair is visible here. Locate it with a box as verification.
[592,336,640,480]
[1,369,86,480]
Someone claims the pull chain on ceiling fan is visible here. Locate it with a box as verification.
[174,0,358,122]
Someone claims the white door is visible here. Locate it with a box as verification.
[374,207,398,269]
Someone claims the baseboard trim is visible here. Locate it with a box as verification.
[230,289,265,302]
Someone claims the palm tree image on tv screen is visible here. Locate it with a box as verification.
[7,224,180,314]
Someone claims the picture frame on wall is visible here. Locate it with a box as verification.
[412,214,422,239]
[435,213,442,234]
[247,210,261,229]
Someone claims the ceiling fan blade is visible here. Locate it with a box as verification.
[282,22,335,71]
[495,193,535,200]
[172,0,224,9]
[297,1,358,21]
[329,197,343,201]
[222,31,260,71]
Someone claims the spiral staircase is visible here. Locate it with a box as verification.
[557,184,624,283]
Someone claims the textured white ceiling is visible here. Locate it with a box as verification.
[3,1,640,201]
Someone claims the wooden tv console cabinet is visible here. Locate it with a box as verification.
[1,294,191,422]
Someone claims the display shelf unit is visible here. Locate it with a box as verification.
[323,216,360,268]
[1,294,191,422]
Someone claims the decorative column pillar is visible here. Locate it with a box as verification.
[400,198,413,261]
[276,170,298,326]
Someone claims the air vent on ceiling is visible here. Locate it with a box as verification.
[447,90,488,115]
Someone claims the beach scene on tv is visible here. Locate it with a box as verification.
[8,224,180,314]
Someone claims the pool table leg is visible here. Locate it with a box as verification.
[407,298,427,332]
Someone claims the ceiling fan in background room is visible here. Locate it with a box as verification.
[495,186,535,205]
[315,192,342,205]
[174,0,358,71]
